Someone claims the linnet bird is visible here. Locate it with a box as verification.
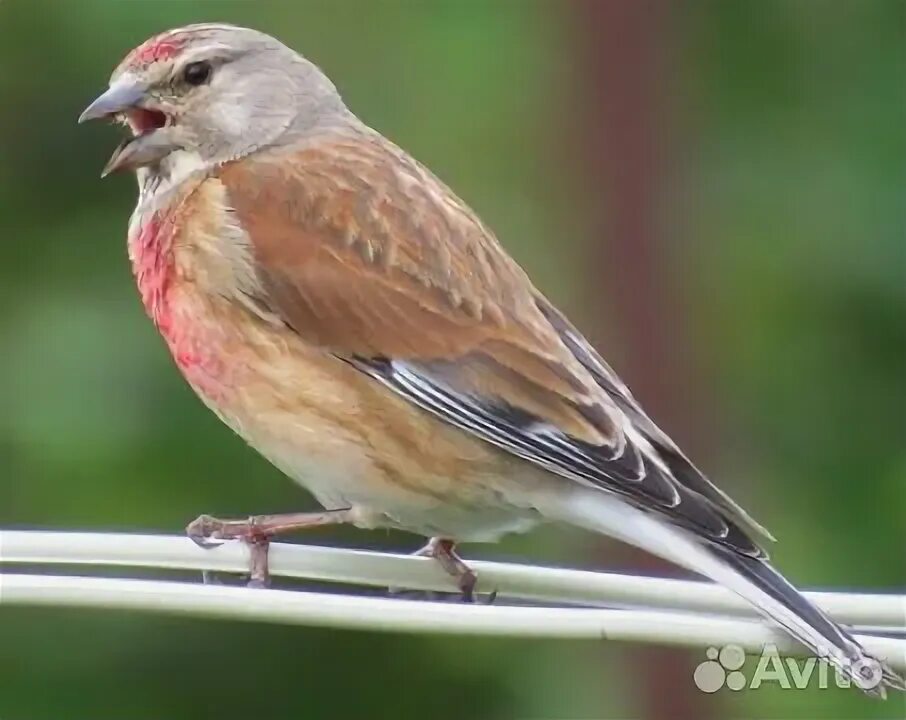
[79,23,902,696]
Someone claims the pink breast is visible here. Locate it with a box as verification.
[131,214,174,334]
[130,212,231,401]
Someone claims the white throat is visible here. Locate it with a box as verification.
[127,148,211,245]
[136,148,210,211]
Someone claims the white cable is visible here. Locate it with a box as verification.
[1,573,903,672]
[1,530,903,627]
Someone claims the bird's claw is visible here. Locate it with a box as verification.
[459,586,498,604]
[187,513,271,587]
[186,513,228,548]
[457,586,497,604]
[190,535,225,549]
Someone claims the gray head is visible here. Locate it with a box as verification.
[79,24,351,176]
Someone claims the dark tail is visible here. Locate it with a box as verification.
[554,491,905,698]
[711,545,905,698]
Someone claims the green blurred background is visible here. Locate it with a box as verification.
[1,1,903,718]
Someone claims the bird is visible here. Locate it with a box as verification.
[79,23,902,696]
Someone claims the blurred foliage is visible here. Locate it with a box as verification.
[0,1,903,718]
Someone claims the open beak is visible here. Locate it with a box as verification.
[79,78,178,177]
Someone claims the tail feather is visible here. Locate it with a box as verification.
[709,544,903,697]
[547,489,905,697]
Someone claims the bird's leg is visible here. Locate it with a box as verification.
[186,508,354,588]
[414,537,487,603]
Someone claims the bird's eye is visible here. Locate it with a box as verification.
[182,61,212,86]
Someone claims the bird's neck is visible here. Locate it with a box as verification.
[135,149,210,208]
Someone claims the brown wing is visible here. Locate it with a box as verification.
[218,134,617,442]
[216,131,765,555]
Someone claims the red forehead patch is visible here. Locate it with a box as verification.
[125,35,184,67]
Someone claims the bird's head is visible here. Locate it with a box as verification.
[79,23,349,177]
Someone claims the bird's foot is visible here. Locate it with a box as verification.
[186,508,353,588]
[411,537,496,604]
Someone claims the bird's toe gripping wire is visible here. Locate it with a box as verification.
[185,508,354,587]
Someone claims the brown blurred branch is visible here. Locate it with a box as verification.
[571,1,716,717]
